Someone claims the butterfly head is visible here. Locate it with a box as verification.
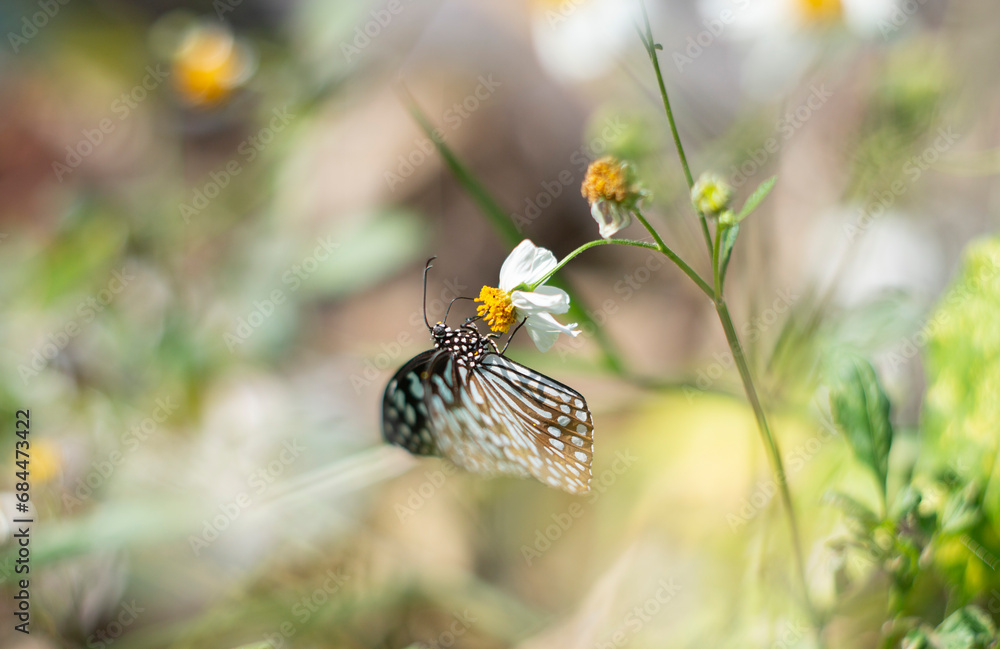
[431,320,494,367]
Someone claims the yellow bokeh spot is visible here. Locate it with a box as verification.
[581,156,629,207]
[796,0,843,25]
[172,25,250,108]
[26,440,62,485]
[476,285,517,333]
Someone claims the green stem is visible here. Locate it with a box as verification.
[712,225,723,297]
[637,2,821,635]
[529,239,656,290]
[638,0,713,253]
[715,298,818,628]
[632,209,713,297]
[530,237,712,299]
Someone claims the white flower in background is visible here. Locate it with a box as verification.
[697,0,899,96]
[476,240,579,352]
[529,0,636,82]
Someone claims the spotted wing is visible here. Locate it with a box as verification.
[381,350,440,456]
[424,352,594,494]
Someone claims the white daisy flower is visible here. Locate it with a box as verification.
[476,240,580,352]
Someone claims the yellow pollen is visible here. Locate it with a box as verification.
[476,285,517,333]
[581,156,629,206]
[796,0,842,24]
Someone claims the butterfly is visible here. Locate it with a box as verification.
[381,259,594,494]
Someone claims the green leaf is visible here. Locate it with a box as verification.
[941,482,983,533]
[735,176,776,223]
[933,605,997,649]
[829,356,894,504]
[407,101,520,244]
[719,223,739,287]
[824,491,880,532]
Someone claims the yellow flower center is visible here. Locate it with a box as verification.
[796,0,842,25]
[581,156,629,206]
[173,26,247,107]
[476,285,517,333]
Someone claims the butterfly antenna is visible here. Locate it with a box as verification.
[444,296,476,325]
[422,257,437,330]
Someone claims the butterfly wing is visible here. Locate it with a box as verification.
[381,350,440,456]
[425,352,594,494]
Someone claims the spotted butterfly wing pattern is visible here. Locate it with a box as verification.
[381,322,595,494]
[382,350,439,457]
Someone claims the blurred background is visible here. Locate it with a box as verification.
[1,0,998,647]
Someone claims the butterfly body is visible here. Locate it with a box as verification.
[382,321,594,494]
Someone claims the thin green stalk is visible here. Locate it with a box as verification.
[632,209,713,297]
[530,237,713,299]
[715,299,817,625]
[528,239,657,290]
[637,1,821,633]
[638,0,713,252]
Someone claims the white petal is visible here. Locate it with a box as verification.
[525,312,580,353]
[510,286,571,315]
[499,239,558,291]
[592,201,631,239]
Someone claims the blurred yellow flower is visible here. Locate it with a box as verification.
[796,0,842,25]
[691,172,733,216]
[172,24,254,108]
[28,439,62,485]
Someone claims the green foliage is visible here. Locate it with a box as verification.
[829,355,894,505]
[922,237,1000,492]
[904,606,998,649]
[719,223,739,287]
[825,237,1000,643]
[735,176,776,223]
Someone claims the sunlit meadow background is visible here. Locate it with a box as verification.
[1,0,999,647]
